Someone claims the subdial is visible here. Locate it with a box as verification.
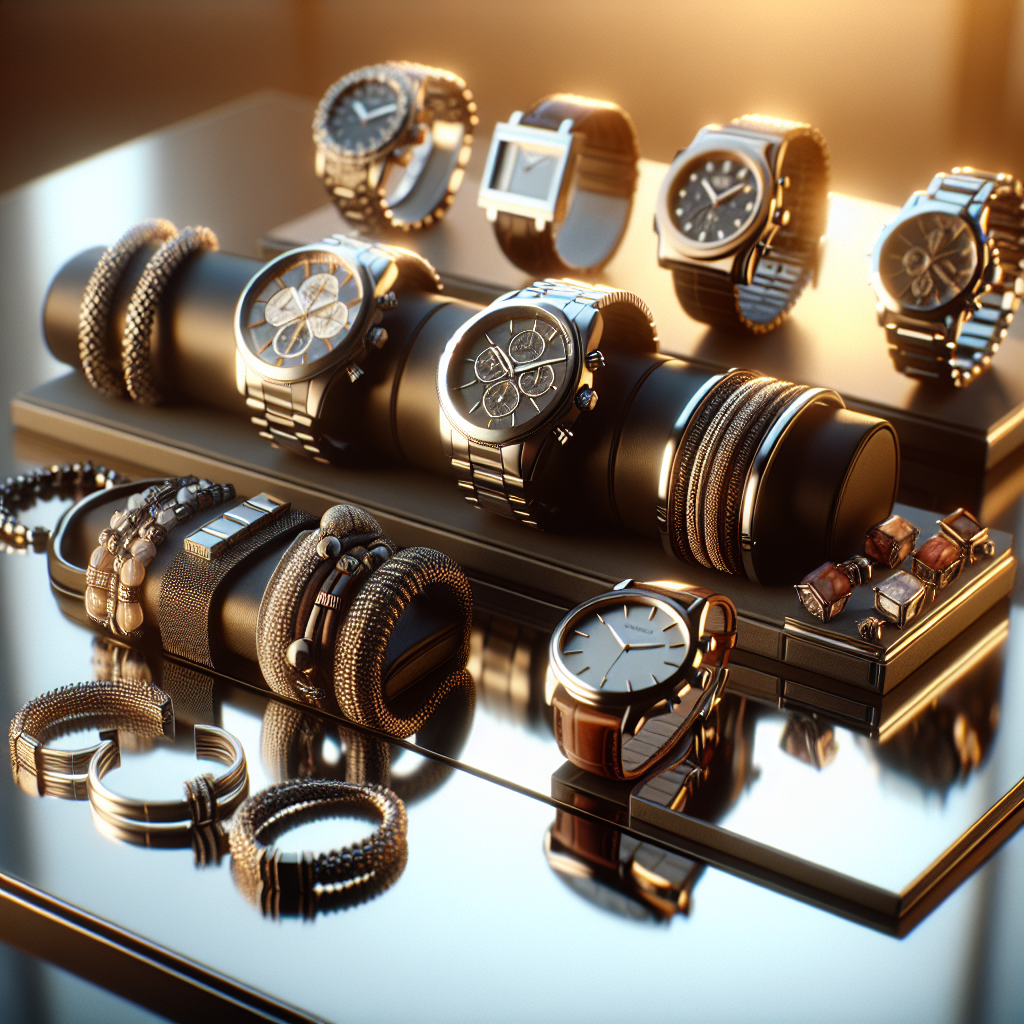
[272,321,314,359]
[482,380,520,419]
[474,348,509,382]
[518,364,555,397]
[509,329,546,364]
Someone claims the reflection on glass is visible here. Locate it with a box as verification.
[779,715,838,770]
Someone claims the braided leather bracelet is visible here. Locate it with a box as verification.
[9,679,173,799]
[78,219,178,397]
[333,547,473,737]
[256,504,393,708]
[122,225,219,404]
[230,778,407,919]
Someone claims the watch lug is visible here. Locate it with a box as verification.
[612,579,635,591]
[621,703,645,737]
[235,351,246,396]
[306,372,331,417]
[572,304,604,351]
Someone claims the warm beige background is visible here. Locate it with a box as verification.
[1,0,1022,202]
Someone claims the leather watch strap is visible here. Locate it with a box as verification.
[672,115,829,334]
[493,95,639,275]
[551,586,736,780]
[881,170,1024,385]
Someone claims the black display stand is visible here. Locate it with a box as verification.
[266,154,1024,515]
[11,373,1015,693]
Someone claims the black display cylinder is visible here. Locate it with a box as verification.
[43,244,900,584]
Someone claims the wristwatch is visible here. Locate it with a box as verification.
[313,61,477,232]
[477,95,640,275]
[870,168,1024,387]
[436,279,658,526]
[235,235,440,463]
[546,580,737,780]
[655,115,830,334]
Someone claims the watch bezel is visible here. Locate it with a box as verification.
[476,120,577,224]
[234,243,373,386]
[870,199,987,320]
[437,299,580,448]
[312,63,416,164]
[548,591,694,709]
[656,138,770,262]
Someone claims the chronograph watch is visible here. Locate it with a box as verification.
[234,234,440,463]
[655,115,830,334]
[436,279,658,526]
[870,168,1024,387]
[313,61,477,232]
[546,580,737,780]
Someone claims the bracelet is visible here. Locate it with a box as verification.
[229,779,407,919]
[256,504,393,708]
[78,219,178,397]
[121,225,219,405]
[9,680,173,799]
[85,476,234,636]
[1,462,128,553]
[87,723,248,834]
[333,547,473,738]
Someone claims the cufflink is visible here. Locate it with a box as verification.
[865,514,920,568]
[795,561,852,622]
[912,532,964,589]
[873,570,928,628]
[937,508,994,565]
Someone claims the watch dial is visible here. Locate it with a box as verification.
[670,153,761,245]
[492,141,560,201]
[240,249,364,372]
[447,309,575,434]
[327,79,406,155]
[878,212,978,311]
[559,596,691,696]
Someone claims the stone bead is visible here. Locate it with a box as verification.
[865,514,920,568]
[130,537,157,566]
[89,544,114,570]
[85,585,108,619]
[156,508,177,527]
[119,556,146,587]
[109,510,126,529]
[115,600,144,633]
[916,533,961,572]
[126,493,146,511]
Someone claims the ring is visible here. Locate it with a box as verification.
[121,225,219,404]
[9,679,173,799]
[333,547,473,737]
[229,778,407,919]
[87,723,248,834]
[78,219,178,398]
[256,504,394,707]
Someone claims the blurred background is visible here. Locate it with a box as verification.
[1,0,1022,204]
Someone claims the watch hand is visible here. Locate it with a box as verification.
[601,646,627,686]
[351,99,369,124]
[364,102,399,122]
[715,182,745,204]
[488,344,515,377]
[621,643,666,650]
[515,356,567,373]
[603,619,628,650]
[700,178,719,205]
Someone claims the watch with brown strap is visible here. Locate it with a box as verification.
[547,580,737,780]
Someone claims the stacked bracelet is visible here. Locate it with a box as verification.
[85,476,234,635]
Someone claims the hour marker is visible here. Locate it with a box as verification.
[577,666,590,674]
[247,318,266,330]
[683,222,692,231]
[625,680,633,691]
[664,661,680,668]
[723,159,732,172]
[455,380,477,389]
[564,649,583,655]
[689,173,697,182]
[257,339,273,354]
[717,230,724,240]
[675,208,684,218]
[623,604,629,618]
[465,357,475,362]
[669,642,686,648]
[651,674,659,685]
[737,167,748,179]
[745,202,754,211]
[469,400,481,413]
[662,623,678,632]
[698,230,706,241]
[529,397,540,411]
[734,218,742,227]
[596,613,605,624]
[574,629,590,638]
[274,276,287,289]
[346,297,362,307]
[648,607,656,621]
[705,161,714,173]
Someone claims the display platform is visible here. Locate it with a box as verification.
[266,147,1024,514]
[11,374,1016,696]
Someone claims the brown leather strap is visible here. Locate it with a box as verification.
[552,586,736,780]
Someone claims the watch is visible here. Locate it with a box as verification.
[313,61,477,232]
[870,168,1024,387]
[654,115,830,334]
[546,580,737,780]
[235,234,440,463]
[477,94,640,275]
[436,279,658,526]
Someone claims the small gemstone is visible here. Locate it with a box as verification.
[85,585,108,619]
[865,514,920,567]
[88,544,114,570]
[126,493,146,511]
[176,486,192,504]
[109,510,126,529]
[119,556,146,587]
[130,537,157,565]
[916,533,961,572]
[115,600,144,632]
[156,508,177,527]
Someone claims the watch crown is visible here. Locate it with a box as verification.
[584,350,606,371]
[366,326,388,349]
[346,363,364,383]
[553,423,574,445]
[574,386,598,412]
[376,290,398,311]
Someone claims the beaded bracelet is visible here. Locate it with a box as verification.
[85,476,234,635]
[1,462,128,553]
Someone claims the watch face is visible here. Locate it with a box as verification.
[440,304,577,444]
[555,593,692,704]
[669,151,763,247]
[878,211,979,312]
[237,247,365,380]
[491,139,562,201]
[324,75,408,156]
